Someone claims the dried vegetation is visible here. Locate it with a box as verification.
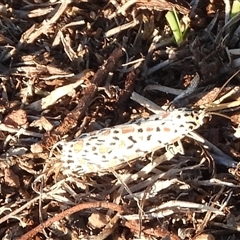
[0,0,240,239]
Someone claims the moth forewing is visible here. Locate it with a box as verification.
[60,108,207,175]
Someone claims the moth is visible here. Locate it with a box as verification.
[60,108,207,175]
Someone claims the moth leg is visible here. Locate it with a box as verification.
[165,140,185,155]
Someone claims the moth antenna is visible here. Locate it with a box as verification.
[212,69,240,102]
[207,111,232,120]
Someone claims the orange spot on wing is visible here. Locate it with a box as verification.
[124,153,142,161]
[163,127,171,132]
[118,140,126,148]
[102,129,111,136]
[73,140,84,152]
[162,112,170,118]
[87,164,97,172]
[146,127,154,131]
[99,146,109,154]
[107,159,118,167]
[121,126,135,134]
[78,159,86,164]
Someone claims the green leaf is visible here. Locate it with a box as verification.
[231,0,240,18]
[165,9,183,45]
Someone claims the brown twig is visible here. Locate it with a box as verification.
[136,0,190,14]
[18,201,125,240]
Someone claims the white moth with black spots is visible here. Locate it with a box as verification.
[60,108,207,175]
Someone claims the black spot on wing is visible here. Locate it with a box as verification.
[188,125,194,130]
[66,159,74,164]
[127,144,134,149]
[147,135,151,141]
[128,136,137,144]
